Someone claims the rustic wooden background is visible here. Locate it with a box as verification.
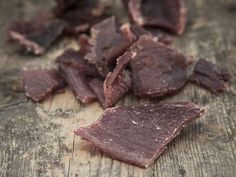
[0,0,236,177]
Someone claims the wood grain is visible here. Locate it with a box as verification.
[0,0,236,177]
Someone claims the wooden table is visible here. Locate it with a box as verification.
[0,0,236,177]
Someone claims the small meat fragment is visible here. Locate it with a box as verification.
[60,64,96,103]
[127,0,187,34]
[130,35,191,97]
[56,1,110,35]
[104,52,133,108]
[8,18,66,55]
[85,16,137,77]
[89,78,106,108]
[130,25,173,45]
[22,69,64,101]
[75,102,206,168]
[56,49,98,77]
[190,59,230,93]
[54,0,76,14]
[77,34,91,55]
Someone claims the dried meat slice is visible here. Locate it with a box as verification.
[22,69,64,101]
[88,78,106,108]
[56,49,98,77]
[56,1,110,35]
[130,35,191,97]
[128,0,187,35]
[190,59,230,94]
[60,64,96,103]
[85,16,137,77]
[104,52,133,108]
[130,25,173,45]
[8,19,67,55]
[75,102,206,168]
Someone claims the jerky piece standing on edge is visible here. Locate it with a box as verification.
[104,52,133,108]
[128,0,187,35]
[75,102,206,168]
[130,35,191,97]
[85,16,137,77]
[22,69,64,101]
[89,78,106,108]
[190,59,230,94]
[60,64,96,103]
[56,49,98,77]
[8,19,67,55]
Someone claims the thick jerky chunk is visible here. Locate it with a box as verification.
[130,25,173,45]
[88,79,106,108]
[75,102,206,168]
[60,64,96,103]
[8,19,66,55]
[190,59,230,94]
[104,52,133,108]
[22,69,64,101]
[56,49,98,77]
[128,0,187,35]
[130,35,190,97]
[85,16,137,77]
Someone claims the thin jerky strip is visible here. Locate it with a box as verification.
[130,35,191,97]
[60,64,96,103]
[104,51,133,108]
[9,19,66,55]
[128,0,187,35]
[190,59,230,93]
[89,78,106,108]
[75,102,206,168]
[22,69,64,101]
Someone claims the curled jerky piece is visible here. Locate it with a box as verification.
[60,64,96,103]
[128,0,187,35]
[75,102,206,168]
[8,18,66,55]
[130,35,191,97]
[104,52,133,108]
[89,78,106,108]
[190,59,230,94]
[22,69,64,101]
[56,49,98,77]
[85,16,137,77]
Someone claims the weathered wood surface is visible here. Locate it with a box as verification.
[0,0,236,177]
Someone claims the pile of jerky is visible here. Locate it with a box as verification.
[7,0,230,168]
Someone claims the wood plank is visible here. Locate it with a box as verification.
[0,0,236,177]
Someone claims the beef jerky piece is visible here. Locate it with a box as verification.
[190,59,230,93]
[128,0,187,35]
[22,69,64,101]
[75,102,206,168]
[54,0,76,14]
[60,64,96,103]
[104,52,133,108]
[88,78,106,108]
[77,34,91,55]
[85,16,137,77]
[56,49,98,77]
[57,2,110,35]
[9,19,66,55]
[130,35,191,97]
[130,25,173,45]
